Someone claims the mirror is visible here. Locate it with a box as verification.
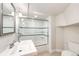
[3,3,15,35]
[0,3,2,35]
[0,3,15,36]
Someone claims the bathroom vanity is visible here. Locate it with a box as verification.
[0,40,37,56]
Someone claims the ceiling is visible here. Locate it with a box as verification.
[29,3,70,15]
[14,3,70,17]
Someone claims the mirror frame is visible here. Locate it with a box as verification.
[0,3,16,36]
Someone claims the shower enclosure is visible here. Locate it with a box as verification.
[18,17,49,46]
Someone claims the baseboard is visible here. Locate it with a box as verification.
[48,49,56,53]
[52,49,56,52]
[56,49,63,52]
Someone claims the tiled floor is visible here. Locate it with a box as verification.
[38,51,61,56]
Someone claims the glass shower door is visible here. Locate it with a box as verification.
[19,18,48,46]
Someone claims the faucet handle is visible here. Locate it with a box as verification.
[13,40,16,43]
[9,43,14,49]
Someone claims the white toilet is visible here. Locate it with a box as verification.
[62,41,79,56]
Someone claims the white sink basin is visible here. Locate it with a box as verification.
[0,44,17,56]
[0,40,37,56]
[13,40,37,56]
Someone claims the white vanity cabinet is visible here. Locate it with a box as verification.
[0,40,37,56]
[14,40,37,56]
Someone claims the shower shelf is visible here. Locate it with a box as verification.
[20,34,48,36]
[20,17,48,21]
[19,27,48,29]
[3,14,14,17]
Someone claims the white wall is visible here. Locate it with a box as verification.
[48,16,56,52]
[0,33,16,53]
[56,13,66,26]
[64,26,79,49]
[56,27,64,51]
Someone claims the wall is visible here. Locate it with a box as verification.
[48,16,56,52]
[56,27,64,51]
[55,13,65,51]
[0,33,16,53]
[64,25,79,49]
[56,13,66,26]
[51,16,56,52]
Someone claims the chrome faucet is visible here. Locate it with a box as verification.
[9,40,16,49]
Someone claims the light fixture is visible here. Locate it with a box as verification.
[11,12,14,16]
[22,22,25,25]
[27,3,43,19]
[34,15,38,18]
[33,11,44,15]
[21,19,24,22]
[19,13,22,17]
[27,3,39,18]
